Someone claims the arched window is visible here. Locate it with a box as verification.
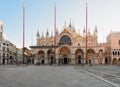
[118,51,120,56]
[59,35,71,45]
[113,51,115,56]
[115,51,117,55]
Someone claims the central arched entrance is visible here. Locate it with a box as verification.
[75,49,84,64]
[59,46,70,64]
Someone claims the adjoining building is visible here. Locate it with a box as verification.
[107,32,120,65]
[16,47,32,64]
[0,21,17,65]
[30,22,109,65]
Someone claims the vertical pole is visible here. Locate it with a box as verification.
[23,4,25,64]
[0,24,3,65]
[86,1,88,64]
[54,1,56,64]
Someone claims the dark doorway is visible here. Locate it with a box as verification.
[78,55,81,64]
[64,58,68,64]
[3,58,5,65]
[105,57,108,64]
[50,55,53,65]
[41,60,44,64]
[78,60,81,64]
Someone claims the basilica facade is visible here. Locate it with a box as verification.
[30,22,110,65]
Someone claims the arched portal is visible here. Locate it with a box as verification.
[98,49,103,64]
[112,58,117,65]
[47,49,55,64]
[38,50,45,64]
[59,46,70,64]
[75,49,84,64]
[87,49,95,65]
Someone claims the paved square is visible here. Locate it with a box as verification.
[0,65,118,87]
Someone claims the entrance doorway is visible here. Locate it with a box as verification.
[41,60,44,64]
[78,55,81,64]
[3,58,5,65]
[105,57,108,64]
[50,55,54,64]
[64,58,68,64]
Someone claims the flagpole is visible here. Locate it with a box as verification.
[54,1,56,64]
[23,3,25,64]
[86,0,88,64]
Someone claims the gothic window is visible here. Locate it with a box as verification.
[118,51,120,56]
[59,35,71,45]
[112,51,115,56]
[115,51,117,55]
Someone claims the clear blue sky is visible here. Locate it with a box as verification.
[0,0,120,48]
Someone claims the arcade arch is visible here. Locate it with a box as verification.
[87,49,95,65]
[118,58,120,65]
[112,58,117,65]
[47,49,55,64]
[38,50,45,64]
[75,49,84,64]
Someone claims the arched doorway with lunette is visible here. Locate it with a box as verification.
[59,46,70,64]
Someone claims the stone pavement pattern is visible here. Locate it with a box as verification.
[0,65,116,87]
[79,65,120,87]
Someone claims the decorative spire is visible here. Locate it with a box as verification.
[83,27,85,34]
[46,28,49,37]
[88,28,91,36]
[94,25,98,36]
[95,25,98,32]
[37,29,40,38]
[42,31,44,38]
[69,18,72,27]
[56,27,58,36]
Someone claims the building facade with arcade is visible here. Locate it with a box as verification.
[30,22,111,65]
